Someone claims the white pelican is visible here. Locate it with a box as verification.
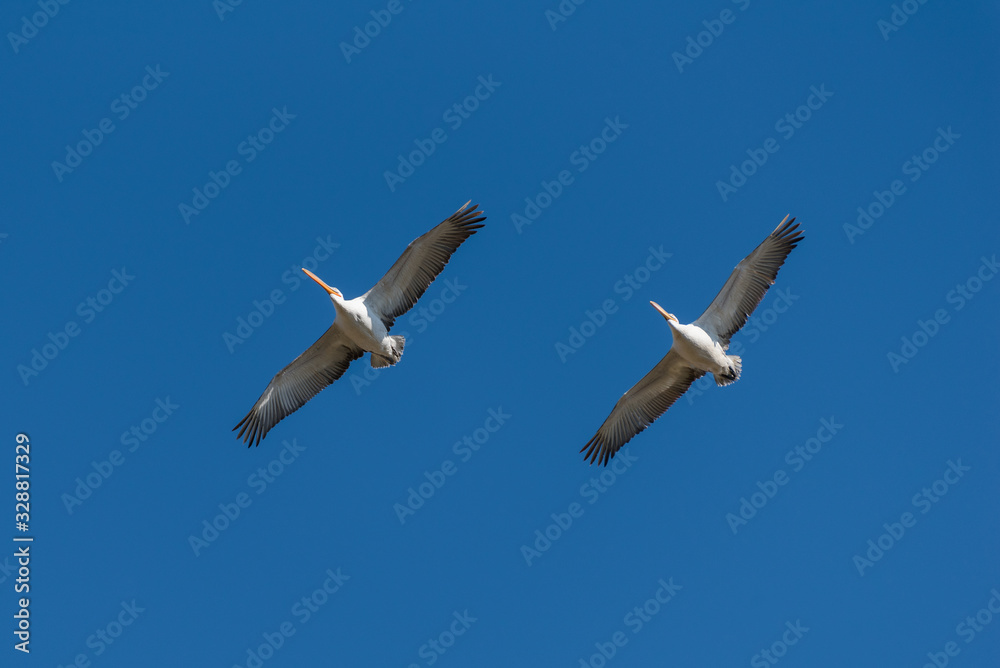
[235,201,486,446]
[581,216,803,465]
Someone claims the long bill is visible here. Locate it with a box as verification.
[649,301,678,322]
[302,268,342,297]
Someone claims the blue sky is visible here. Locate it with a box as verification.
[3,0,998,666]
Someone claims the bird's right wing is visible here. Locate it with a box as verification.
[581,350,705,466]
[234,324,364,446]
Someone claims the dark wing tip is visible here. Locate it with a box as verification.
[580,434,615,467]
[234,410,266,447]
[773,215,804,247]
[451,202,486,231]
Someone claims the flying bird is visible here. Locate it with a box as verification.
[235,201,485,446]
[581,216,803,466]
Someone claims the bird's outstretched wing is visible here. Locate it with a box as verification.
[582,350,705,466]
[234,324,364,446]
[693,216,804,347]
[362,202,485,329]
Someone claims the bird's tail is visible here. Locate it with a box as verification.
[371,335,405,368]
[714,355,741,386]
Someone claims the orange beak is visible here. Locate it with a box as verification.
[650,301,677,323]
[302,268,342,297]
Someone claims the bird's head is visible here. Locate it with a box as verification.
[650,301,678,324]
[302,268,343,301]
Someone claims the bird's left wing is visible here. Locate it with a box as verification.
[693,216,803,346]
[362,201,485,329]
[234,324,364,446]
[582,350,705,466]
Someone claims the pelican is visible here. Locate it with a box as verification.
[581,216,803,465]
[235,201,486,446]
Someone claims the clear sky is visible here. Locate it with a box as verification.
[3,1,999,666]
